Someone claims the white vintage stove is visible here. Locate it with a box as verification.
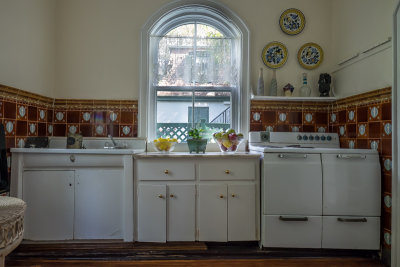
[249,131,381,250]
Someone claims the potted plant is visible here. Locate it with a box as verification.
[187,127,207,153]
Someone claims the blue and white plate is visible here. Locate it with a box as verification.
[279,8,305,35]
[262,42,288,69]
[298,42,323,69]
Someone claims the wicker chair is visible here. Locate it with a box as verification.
[0,197,26,267]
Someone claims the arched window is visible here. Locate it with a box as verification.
[140,0,249,144]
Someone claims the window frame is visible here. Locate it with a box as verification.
[140,0,250,144]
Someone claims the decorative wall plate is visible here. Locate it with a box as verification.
[297,42,324,69]
[279,8,305,35]
[262,41,288,69]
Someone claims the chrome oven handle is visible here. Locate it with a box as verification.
[337,154,366,159]
[279,216,308,222]
[278,154,307,159]
[337,217,367,223]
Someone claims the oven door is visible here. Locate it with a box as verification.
[263,153,322,215]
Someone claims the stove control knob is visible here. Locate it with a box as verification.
[297,135,302,140]
[327,136,332,141]
[321,135,326,141]
[315,135,320,141]
[309,135,314,141]
[303,135,308,141]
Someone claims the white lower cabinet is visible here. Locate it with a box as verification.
[22,168,124,241]
[23,170,75,240]
[137,184,196,242]
[199,184,256,242]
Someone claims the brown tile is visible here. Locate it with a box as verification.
[356,139,368,149]
[53,124,66,136]
[4,102,16,119]
[302,125,315,132]
[107,110,120,124]
[382,139,392,157]
[346,124,356,138]
[339,138,348,148]
[368,105,381,121]
[250,111,262,123]
[132,124,138,137]
[6,137,15,150]
[28,122,37,136]
[80,111,93,123]
[368,122,381,139]
[338,110,346,124]
[28,106,37,121]
[357,106,368,122]
[275,125,290,132]
[288,112,302,124]
[107,124,119,137]
[38,123,47,136]
[80,124,93,137]
[119,125,133,137]
[94,111,106,123]
[381,102,391,121]
[263,111,276,124]
[250,123,263,131]
[382,212,391,230]
[315,112,327,125]
[47,109,53,123]
[16,121,27,136]
[67,111,80,123]
[121,111,134,124]
[331,125,338,134]
[302,112,315,125]
[0,101,3,118]
[383,174,392,193]
[3,120,15,136]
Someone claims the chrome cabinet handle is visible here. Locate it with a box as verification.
[70,155,76,162]
[337,217,367,222]
[278,154,307,159]
[337,154,366,159]
[279,216,308,222]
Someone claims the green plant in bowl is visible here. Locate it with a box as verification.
[187,128,207,153]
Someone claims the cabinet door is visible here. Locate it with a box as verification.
[137,184,166,242]
[23,170,74,240]
[74,169,124,239]
[167,184,195,241]
[198,184,227,241]
[228,184,256,241]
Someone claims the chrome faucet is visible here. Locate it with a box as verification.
[108,135,118,147]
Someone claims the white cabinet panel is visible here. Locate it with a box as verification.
[23,170,74,240]
[167,185,196,241]
[228,184,256,241]
[263,215,322,248]
[263,153,322,215]
[199,160,256,181]
[322,154,381,216]
[137,184,166,242]
[199,184,227,241]
[136,159,195,181]
[322,216,380,250]
[74,169,124,239]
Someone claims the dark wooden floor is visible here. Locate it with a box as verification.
[5,242,385,267]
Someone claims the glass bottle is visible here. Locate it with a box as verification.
[269,69,277,96]
[299,73,311,97]
[257,68,264,96]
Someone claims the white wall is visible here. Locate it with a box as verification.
[55,0,332,99]
[331,0,395,97]
[0,0,55,97]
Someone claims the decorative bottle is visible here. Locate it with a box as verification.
[269,69,277,96]
[257,68,264,96]
[299,73,311,97]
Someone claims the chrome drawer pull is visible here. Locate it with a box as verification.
[279,216,308,222]
[337,217,367,222]
[278,154,307,159]
[70,155,76,162]
[337,154,366,159]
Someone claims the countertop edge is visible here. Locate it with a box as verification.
[133,152,262,159]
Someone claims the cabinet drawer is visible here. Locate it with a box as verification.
[262,215,322,248]
[199,159,256,181]
[23,154,125,168]
[322,216,380,250]
[136,159,195,181]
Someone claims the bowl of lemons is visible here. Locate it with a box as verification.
[152,137,178,153]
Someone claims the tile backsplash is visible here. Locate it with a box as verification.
[250,87,392,249]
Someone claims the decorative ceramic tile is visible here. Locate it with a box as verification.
[68,125,78,134]
[357,124,367,137]
[348,140,355,149]
[330,113,337,123]
[384,194,392,209]
[370,140,379,151]
[265,125,274,132]
[347,110,355,122]
[108,111,119,123]
[317,126,326,133]
[95,125,104,135]
[28,123,37,136]
[38,109,46,122]
[384,229,391,247]
[277,112,288,123]
[369,105,381,120]
[383,122,392,137]
[291,125,300,132]
[384,158,392,172]
[81,111,92,123]
[17,105,27,120]
[16,137,25,148]
[47,124,53,135]
[55,111,66,122]
[303,112,314,124]
[339,125,345,136]
[120,125,132,137]
[4,120,15,136]
[251,111,261,123]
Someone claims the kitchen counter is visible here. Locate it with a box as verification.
[134,152,261,159]
[11,148,145,155]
